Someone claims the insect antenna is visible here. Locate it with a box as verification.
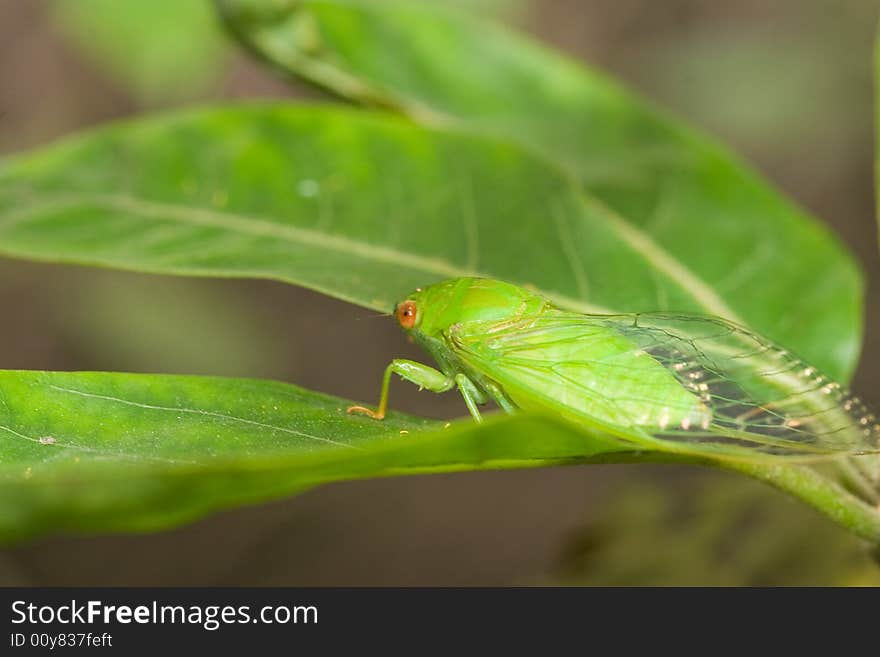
[356,311,393,321]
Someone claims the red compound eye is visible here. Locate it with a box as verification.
[396,300,418,329]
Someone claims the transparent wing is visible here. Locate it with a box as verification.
[450,310,880,461]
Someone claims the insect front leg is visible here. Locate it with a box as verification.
[347,359,455,420]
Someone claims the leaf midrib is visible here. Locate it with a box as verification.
[0,191,616,314]
[3,183,747,323]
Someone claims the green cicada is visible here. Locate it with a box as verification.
[348,277,880,463]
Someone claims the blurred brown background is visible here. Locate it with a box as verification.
[0,0,878,585]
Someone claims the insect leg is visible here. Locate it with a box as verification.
[484,381,517,414]
[347,359,454,420]
[455,373,485,423]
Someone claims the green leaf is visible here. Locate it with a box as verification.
[0,104,858,381]
[0,370,627,541]
[3,370,879,545]
[51,0,229,104]
[0,4,872,544]
[216,0,863,381]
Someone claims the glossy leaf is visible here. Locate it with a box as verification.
[0,104,857,380]
[216,0,862,381]
[0,370,629,541]
[2,370,879,545]
[0,3,872,545]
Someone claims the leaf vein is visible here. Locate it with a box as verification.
[47,384,359,450]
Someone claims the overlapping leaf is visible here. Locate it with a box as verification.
[0,1,870,541]
[216,0,862,380]
[0,370,635,541]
